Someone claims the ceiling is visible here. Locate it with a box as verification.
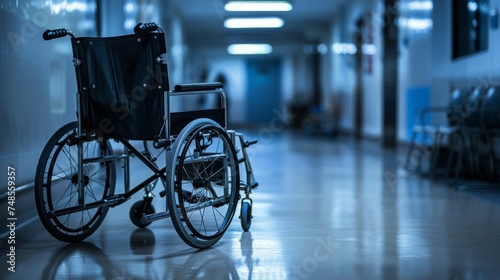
[167,0,350,47]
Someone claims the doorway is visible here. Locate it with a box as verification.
[245,59,282,124]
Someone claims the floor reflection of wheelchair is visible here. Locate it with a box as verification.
[132,228,239,279]
[34,22,259,249]
[168,247,239,279]
[41,231,239,279]
[41,242,123,279]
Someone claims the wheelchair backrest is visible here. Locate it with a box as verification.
[72,32,169,140]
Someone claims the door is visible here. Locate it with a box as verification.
[246,59,281,124]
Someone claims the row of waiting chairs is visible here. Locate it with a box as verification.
[404,85,500,184]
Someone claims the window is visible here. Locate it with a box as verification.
[452,0,489,59]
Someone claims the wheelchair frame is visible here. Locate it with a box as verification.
[35,23,258,249]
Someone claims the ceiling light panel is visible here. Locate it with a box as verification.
[225,1,293,12]
[224,17,284,28]
[227,44,273,55]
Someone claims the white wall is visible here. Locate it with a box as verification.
[397,0,433,140]
[329,0,382,137]
[362,5,383,138]
[329,0,437,141]
[432,0,500,107]
[0,1,97,190]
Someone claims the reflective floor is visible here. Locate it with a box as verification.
[2,132,500,279]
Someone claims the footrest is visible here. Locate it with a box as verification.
[244,139,258,148]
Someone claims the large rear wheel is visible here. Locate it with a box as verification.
[35,122,116,242]
[166,119,240,248]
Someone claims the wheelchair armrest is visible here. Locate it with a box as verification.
[174,82,223,92]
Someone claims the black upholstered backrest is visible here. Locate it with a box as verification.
[482,86,500,129]
[446,87,471,126]
[465,86,488,127]
[72,32,168,140]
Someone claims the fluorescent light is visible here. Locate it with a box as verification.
[317,44,328,54]
[224,17,284,28]
[332,43,357,55]
[402,1,433,11]
[362,44,377,55]
[332,43,377,55]
[228,44,273,55]
[468,1,478,12]
[407,18,433,30]
[46,0,89,14]
[225,1,293,12]
[399,18,433,31]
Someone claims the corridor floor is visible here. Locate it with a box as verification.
[2,132,500,279]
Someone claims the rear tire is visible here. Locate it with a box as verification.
[166,119,240,248]
[34,122,116,242]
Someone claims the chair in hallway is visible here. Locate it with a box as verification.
[446,86,489,179]
[455,85,500,191]
[477,86,500,181]
[403,87,471,177]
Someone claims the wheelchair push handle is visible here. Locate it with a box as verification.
[43,22,159,41]
[134,22,162,34]
[42,28,75,40]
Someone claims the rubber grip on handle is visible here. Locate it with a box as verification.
[134,22,158,34]
[42,29,68,41]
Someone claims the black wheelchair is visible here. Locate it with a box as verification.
[35,23,258,249]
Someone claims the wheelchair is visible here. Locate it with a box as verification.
[35,23,258,249]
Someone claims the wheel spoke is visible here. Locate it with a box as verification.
[167,120,239,248]
[35,122,116,242]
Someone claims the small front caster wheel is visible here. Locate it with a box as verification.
[240,199,253,232]
[130,200,156,228]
